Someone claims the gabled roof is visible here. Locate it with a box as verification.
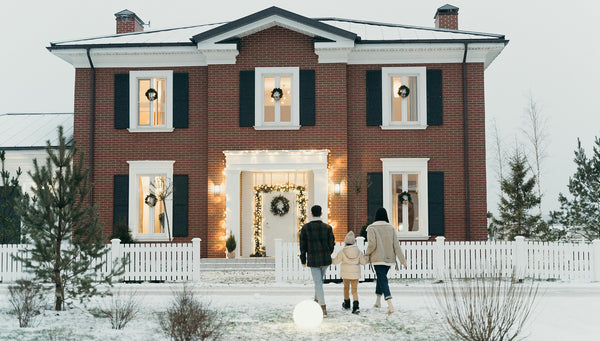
[0,113,73,150]
[191,6,356,43]
[49,6,505,49]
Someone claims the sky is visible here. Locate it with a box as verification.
[1,0,599,217]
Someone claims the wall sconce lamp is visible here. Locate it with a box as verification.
[214,184,221,196]
[333,183,341,195]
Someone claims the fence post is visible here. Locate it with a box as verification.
[591,239,600,282]
[434,236,445,281]
[192,238,202,283]
[514,236,526,281]
[275,239,282,283]
[110,238,122,282]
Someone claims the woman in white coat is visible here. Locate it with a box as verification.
[365,207,407,314]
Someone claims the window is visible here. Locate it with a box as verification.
[382,158,429,239]
[381,67,427,129]
[254,67,300,130]
[127,161,174,241]
[129,71,174,132]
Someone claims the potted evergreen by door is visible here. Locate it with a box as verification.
[226,232,236,259]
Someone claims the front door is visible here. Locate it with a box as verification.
[262,191,297,256]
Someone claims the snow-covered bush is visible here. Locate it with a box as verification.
[159,286,227,341]
[96,290,140,330]
[8,279,46,327]
[432,271,539,341]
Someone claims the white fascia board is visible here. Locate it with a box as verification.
[314,39,355,63]
[347,42,506,67]
[224,150,329,170]
[50,46,207,68]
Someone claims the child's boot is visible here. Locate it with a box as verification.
[342,299,351,310]
[386,298,394,314]
[352,301,360,314]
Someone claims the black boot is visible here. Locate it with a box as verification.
[352,301,360,314]
[342,299,351,310]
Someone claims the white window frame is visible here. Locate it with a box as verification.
[254,67,300,130]
[381,67,427,130]
[382,158,429,239]
[127,160,175,242]
[128,70,174,132]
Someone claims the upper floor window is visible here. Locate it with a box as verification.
[254,67,300,130]
[381,67,427,129]
[129,70,174,132]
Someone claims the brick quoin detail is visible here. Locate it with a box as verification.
[73,26,488,258]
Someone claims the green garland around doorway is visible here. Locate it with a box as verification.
[252,184,307,257]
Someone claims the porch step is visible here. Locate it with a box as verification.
[199,258,275,271]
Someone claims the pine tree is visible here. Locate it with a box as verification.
[551,138,600,241]
[490,148,545,240]
[0,150,22,244]
[14,127,123,310]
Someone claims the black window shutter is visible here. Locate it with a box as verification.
[366,172,383,223]
[113,175,129,233]
[426,69,443,126]
[173,73,189,128]
[366,70,382,126]
[428,172,445,236]
[0,186,21,243]
[239,70,255,127]
[173,174,189,237]
[299,69,316,126]
[114,74,130,129]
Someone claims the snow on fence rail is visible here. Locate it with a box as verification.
[0,238,202,283]
[275,237,600,282]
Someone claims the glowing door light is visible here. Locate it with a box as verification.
[293,300,323,328]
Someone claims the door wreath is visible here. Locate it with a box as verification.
[270,195,290,216]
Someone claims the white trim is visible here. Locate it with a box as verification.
[223,150,329,256]
[254,67,300,130]
[127,160,175,242]
[128,70,173,132]
[381,67,427,129]
[381,158,429,239]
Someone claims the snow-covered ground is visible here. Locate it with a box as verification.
[1,272,599,340]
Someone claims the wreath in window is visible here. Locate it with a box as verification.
[271,88,283,101]
[145,88,158,101]
[397,85,410,98]
[399,191,412,205]
[270,195,290,216]
[144,193,158,207]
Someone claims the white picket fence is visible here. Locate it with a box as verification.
[0,238,202,283]
[274,237,600,282]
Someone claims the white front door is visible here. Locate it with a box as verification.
[262,191,297,256]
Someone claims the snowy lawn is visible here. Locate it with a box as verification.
[1,272,599,340]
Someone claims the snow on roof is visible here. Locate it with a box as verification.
[0,113,73,149]
[49,16,504,48]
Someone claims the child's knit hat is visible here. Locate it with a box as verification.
[344,231,356,245]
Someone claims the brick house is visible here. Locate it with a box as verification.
[48,5,507,258]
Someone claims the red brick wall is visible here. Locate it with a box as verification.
[435,14,458,30]
[116,18,143,34]
[73,25,488,259]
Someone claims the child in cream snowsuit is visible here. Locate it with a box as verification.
[332,231,367,314]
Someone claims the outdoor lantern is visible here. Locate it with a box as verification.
[293,300,323,328]
[213,184,221,196]
[333,183,341,195]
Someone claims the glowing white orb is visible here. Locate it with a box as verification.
[293,300,323,328]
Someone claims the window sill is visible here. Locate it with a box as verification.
[131,233,173,242]
[380,124,427,130]
[127,127,175,133]
[253,125,301,130]
[396,234,430,240]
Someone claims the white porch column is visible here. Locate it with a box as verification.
[225,169,241,258]
[312,168,329,222]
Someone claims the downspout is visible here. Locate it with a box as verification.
[462,42,471,241]
[86,48,96,204]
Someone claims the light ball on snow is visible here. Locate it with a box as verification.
[293,300,323,328]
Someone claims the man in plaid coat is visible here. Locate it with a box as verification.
[299,205,335,317]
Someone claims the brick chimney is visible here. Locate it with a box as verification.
[115,9,144,34]
[434,4,459,30]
